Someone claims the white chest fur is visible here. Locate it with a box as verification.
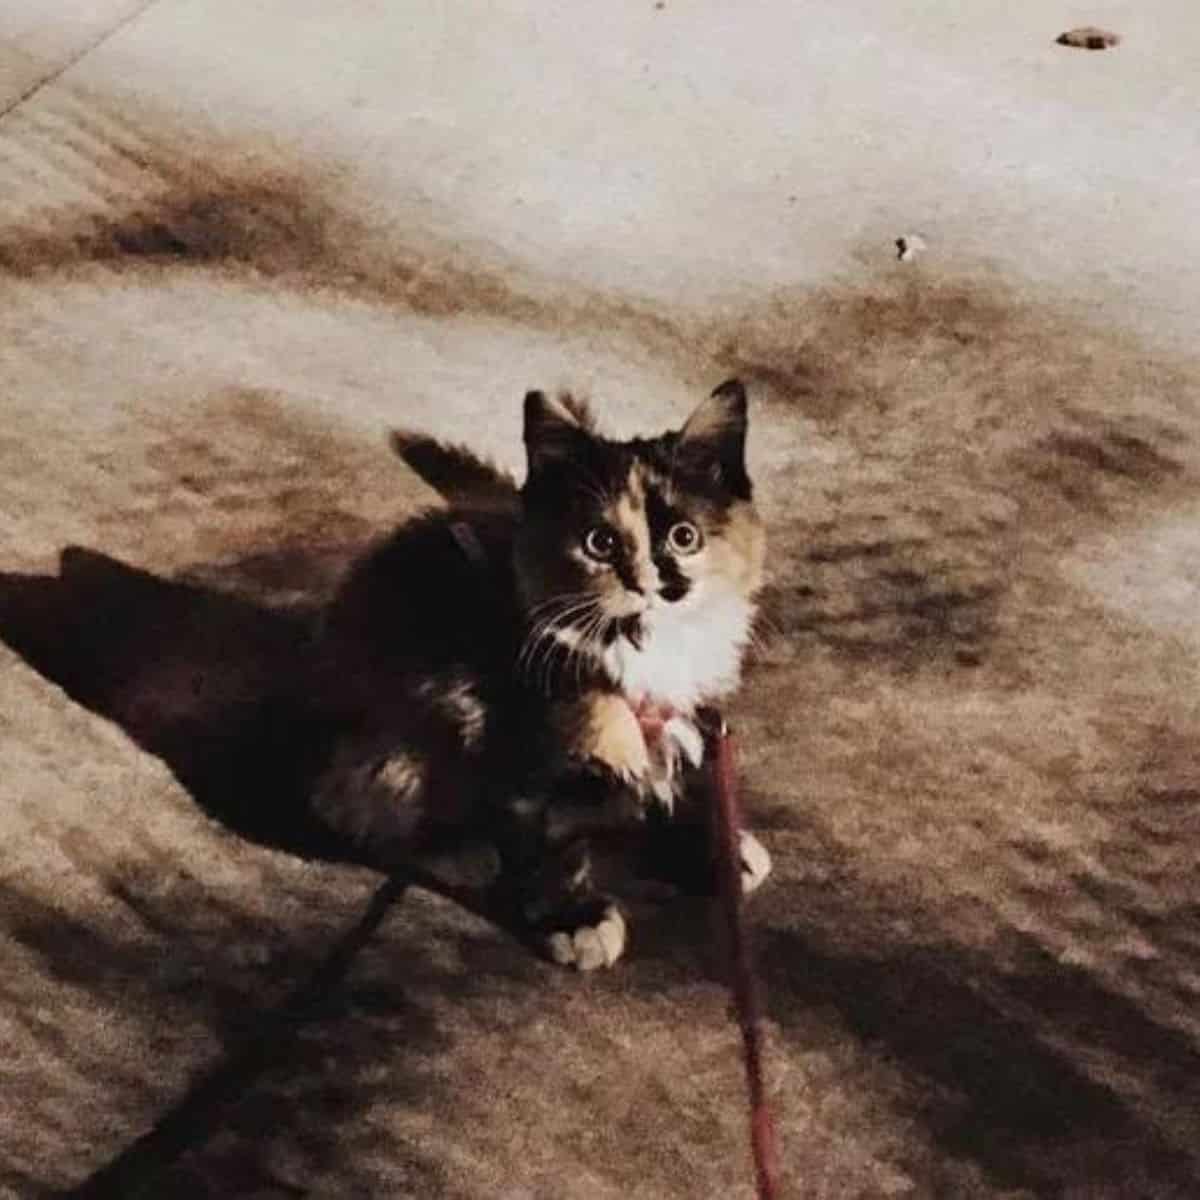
[601,592,753,712]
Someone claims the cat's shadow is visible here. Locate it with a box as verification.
[0,429,521,874]
[0,544,361,864]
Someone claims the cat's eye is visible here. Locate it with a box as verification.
[667,521,702,555]
[582,525,618,561]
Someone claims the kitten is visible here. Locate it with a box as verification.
[311,380,770,969]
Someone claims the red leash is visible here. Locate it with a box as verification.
[708,717,780,1200]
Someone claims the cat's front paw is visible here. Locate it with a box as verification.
[739,830,772,895]
[578,693,650,785]
[544,901,627,971]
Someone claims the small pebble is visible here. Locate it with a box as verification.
[895,233,927,263]
[1056,27,1120,50]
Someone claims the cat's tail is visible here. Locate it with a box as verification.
[389,431,520,514]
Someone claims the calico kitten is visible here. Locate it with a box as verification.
[312,380,770,969]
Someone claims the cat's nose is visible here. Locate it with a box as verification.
[658,581,690,604]
[631,562,658,597]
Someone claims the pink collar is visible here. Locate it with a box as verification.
[631,694,678,743]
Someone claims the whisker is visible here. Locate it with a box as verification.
[517,596,597,675]
[521,625,568,686]
[522,591,595,622]
[538,621,574,696]
[534,624,572,690]
[744,610,785,658]
[521,598,601,694]
[565,603,606,692]
[525,626,562,695]
[571,607,607,693]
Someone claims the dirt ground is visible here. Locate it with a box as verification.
[3,5,1200,1198]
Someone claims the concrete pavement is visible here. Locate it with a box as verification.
[3,4,1200,1196]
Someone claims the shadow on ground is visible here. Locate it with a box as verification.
[0,546,350,864]
[757,922,1198,1198]
[0,541,543,1196]
[0,871,471,1199]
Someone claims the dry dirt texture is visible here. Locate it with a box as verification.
[3,7,1200,1199]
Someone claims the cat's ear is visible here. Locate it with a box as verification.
[523,389,588,472]
[677,379,751,497]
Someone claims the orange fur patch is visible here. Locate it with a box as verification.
[556,690,649,783]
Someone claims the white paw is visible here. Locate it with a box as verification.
[739,831,772,895]
[545,905,627,971]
